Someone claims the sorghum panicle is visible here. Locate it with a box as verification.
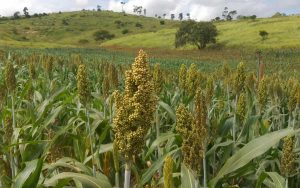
[236,92,247,123]
[186,63,199,96]
[257,77,268,112]
[205,76,214,107]
[77,64,91,106]
[5,60,17,92]
[163,156,174,188]
[178,64,187,91]
[287,79,298,113]
[281,136,296,177]
[113,50,157,161]
[234,62,246,94]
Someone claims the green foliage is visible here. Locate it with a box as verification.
[135,22,143,28]
[259,30,269,40]
[121,29,129,34]
[0,49,299,188]
[78,39,89,44]
[175,20,218,49]
[93,30,115,41]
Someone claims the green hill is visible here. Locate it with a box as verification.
[0,10,178,48]
[103,15,300,49]
[1,10,300,49]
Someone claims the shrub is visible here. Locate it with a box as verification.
[135,22,143,28]
[160,20,165,25]
[259,30,269,40]
[93,30,115,41]
[122,29,129,34]
[62,19,69,25]
[78,39,89,44]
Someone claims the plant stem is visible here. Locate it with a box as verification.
[155,109,162,176]
[124,162,131,188]
[115,172,120,188]
[86,107,96,176]
[233,95,238,142]
[195,179,199,188]
[203,150,207,188]
[11,95,18,177]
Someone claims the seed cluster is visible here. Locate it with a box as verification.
[176,90,207,175]
[280,136,296,177]
[113,50,157,161]
[77,64,91,106]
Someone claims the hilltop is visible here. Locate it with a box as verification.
[0,10,300,49]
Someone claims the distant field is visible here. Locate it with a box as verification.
[1,11,300,50]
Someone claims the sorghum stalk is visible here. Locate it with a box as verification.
[233,62,245,142]
[77,64,95,175]
[113,142,120,187]
[5,60,18,178]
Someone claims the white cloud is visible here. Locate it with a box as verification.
[75,0,89,6]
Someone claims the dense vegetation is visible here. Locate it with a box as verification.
[0,49,299,187]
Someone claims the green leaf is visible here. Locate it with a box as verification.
[144,133,176,159]
[181,163,196,188]
[159,101,176,122]
[265,172,286,188]
[43,172,112,188]
[140,148,180,186]
[209,128,298,187]
[13,159,43,188]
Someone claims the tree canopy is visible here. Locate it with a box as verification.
[175,20,218,49]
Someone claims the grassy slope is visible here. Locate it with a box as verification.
[0,10,300,49]
[103,15,300,49]
[0,11,178,48]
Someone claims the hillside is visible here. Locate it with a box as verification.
[103,15,300,49]
[0,10,300,49]
[0,10,178,48]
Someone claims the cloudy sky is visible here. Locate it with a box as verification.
[0,0,300,20]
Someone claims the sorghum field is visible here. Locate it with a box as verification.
[0,47,299,188]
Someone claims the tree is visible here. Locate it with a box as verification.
[120,2,125,13]
[259,30,269,40]
[186,13,190,20]
[163,13,166,19]
[23,7,30,18]
[175,20,218,49]
[222,7,228,20]
[250,15,257,21]
[227,10,237,20]
[97,5,101,11]
[93,30,115,41]
[222,7,237,21]
[13,11,20,19]
[133,6,142,15]
[178,13,183,21]
[171,14,175,20]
